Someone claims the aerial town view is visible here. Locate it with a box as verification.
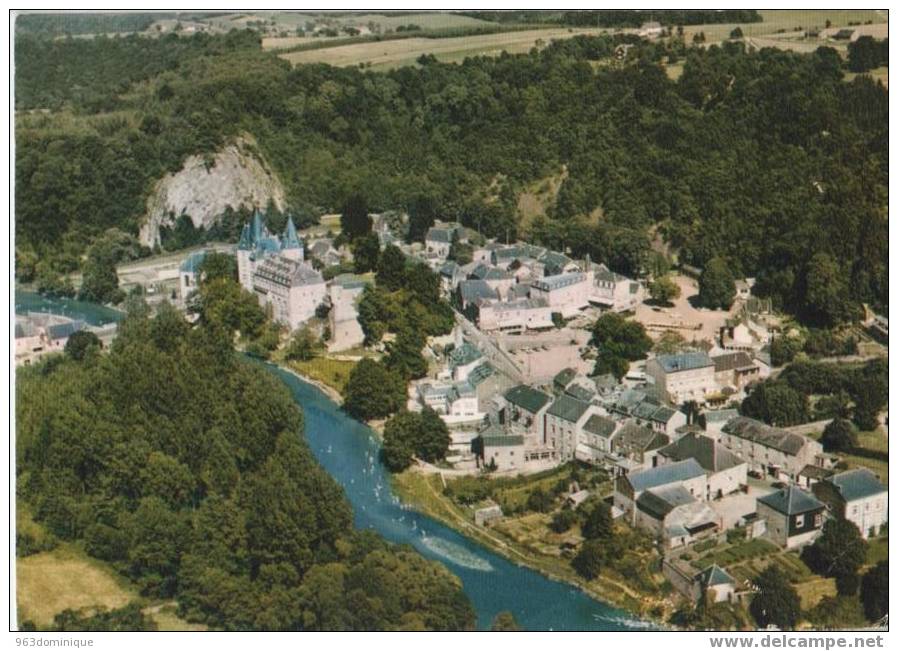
[11,6,889,638]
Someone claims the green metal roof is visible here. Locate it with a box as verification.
[449,342,483,368]
[553,367,577,389]
[482,435,524,447]
[583,414,616,438]
[505,385,551,413]
[546,395,590,423]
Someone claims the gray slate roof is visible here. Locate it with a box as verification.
[703,408,740,424]
[758,486,824,515]
[546,395,591,423]
[828,468,887,502]
[659,433,744,473]
[637,484,696,520]
[459,279,498,304]
[614,421,669,453]
[505,385,552,413]
[712,351,756,373]
[254,256,323,287]
[722,417,812,456]
[695,564,736,588]
[628,458,705,493]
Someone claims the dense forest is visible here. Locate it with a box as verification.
[15,28,888,323]
[15,301,476,631]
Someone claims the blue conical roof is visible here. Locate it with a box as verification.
[282,216,301,249]
[238,223,253,250]
[252,209,265,242]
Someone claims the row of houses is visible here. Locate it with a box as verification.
[646,350,771,406]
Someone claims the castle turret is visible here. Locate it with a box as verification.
[237,222,255,292]
[281,216,303,262]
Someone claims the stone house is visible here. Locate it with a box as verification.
[544,394,595,461]
[610,422,670,471]
[657,432,747,500]
[720,417,827,481]
[614,458,707,524]
[757,486,826,549]
[646,352,718,405]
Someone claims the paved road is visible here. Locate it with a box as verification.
[455,312,526,384]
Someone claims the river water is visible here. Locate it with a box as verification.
[15,290,652,631]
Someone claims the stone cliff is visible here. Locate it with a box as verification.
[139,136,286,247]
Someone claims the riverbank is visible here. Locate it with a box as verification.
[391,469,674,627]
[276,360,344,405]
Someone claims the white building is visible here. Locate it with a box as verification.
[589,263,644,312]
[178,250,207,301]
[529,271,594,318]
[645,352,718,405]
[328,275,367,352]
[614,458,707,525]
[237,212,325,330]
[476,297,554,333]
[813,469,888,539]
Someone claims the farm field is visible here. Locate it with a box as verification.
[278,27,607,69]
[682,9,884,45]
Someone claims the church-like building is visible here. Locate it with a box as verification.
[237,211,326,330]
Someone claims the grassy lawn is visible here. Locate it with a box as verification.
[794,576,837,610]
[865,535,888,566]
[284,356,357,396]
[17,542,135,628]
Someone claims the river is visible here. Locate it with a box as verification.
[15,290,652,632]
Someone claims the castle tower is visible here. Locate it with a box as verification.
[281,216,303,262]
[237,222,255,292]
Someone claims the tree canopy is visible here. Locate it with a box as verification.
[16,305,474,631]
[15,31,888,324]
[749,566,801,630]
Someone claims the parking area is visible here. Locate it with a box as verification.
[710,484,777,530]
[633,274,735,342]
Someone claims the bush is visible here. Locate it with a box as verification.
[550,508,579,533]
[820,418,858,453]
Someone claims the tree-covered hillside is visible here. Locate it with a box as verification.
[15,30,887,322]
[16,303,476,631]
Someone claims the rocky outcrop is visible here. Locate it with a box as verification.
[139,136,286,247]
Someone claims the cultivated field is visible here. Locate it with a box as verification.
[681,9,885,45]
[278,27,607,69]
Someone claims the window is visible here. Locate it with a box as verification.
[814,513,823,527]
[794,514,804,528]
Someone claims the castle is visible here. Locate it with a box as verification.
[237,211,326,330]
